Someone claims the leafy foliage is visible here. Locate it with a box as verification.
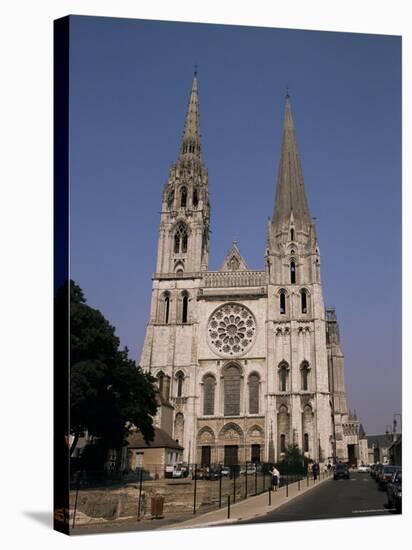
[64,280,158,458]
[277,444,309,474]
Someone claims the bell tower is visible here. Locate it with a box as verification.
[155,69,210,276]
[266,93,332,463]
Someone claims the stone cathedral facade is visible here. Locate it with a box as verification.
[140,72,360,467]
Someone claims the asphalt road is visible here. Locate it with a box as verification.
[239,472,396,524]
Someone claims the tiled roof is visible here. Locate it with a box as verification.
[127,427,183,450]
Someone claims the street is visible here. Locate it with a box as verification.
[239,472,394,524]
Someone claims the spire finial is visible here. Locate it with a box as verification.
[178,70,201,161]
[271,93,312,232]
[285,84,290,98]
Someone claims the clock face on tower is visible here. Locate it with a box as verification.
[207,303,256,357]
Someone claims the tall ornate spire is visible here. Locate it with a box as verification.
[272,94,312,231]
[179,68,201,161]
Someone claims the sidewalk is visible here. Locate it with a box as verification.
[167,472,332,529]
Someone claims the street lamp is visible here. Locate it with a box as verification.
[393,413,402,440]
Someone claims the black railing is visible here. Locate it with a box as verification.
[69,463,320,528]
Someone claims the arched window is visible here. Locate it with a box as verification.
[193,189,198,207]
[301,289,308,314]
[203,375,216,415]
[176,371,184,397]
[301,362,310,391]
[174,222,188,254]
[303,433,309,453]
[180,187,187,207]
[279,363,289,392]
[174,233,180,254]
[164,295,170,324]
[280,291,286,314]
[160,292,170,324]
[290,261,296,284]
[181,292,189,323]
[248,374,260,414]
[224,365,241,416]
[182,231,188,253]
[157,371,165,394]
[280,434,286,453]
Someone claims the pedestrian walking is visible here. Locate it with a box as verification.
[271,466,280,491]
[312,462,319,480]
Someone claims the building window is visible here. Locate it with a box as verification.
[165,296,170,323]
[203,375,216,415]
[303,433,309,453]
[301,362,309,391]
[279,363,289,392]
[248,374,259,414]
[180,187,187,207]
[224,364,241,416]
[182,292,189,323]
[174,233,180,253]
[290,228,295,241]
[193,189,198,207]
[290,261,296,284]
[136,452,144,468]
[280,434,286,453]
[182,232,188,253]
[157,371,165,393]
[301,289,308,314]
[280,291,286,314]
[174,222,188,254]
[176,371,184,397]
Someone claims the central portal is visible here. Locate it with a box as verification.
[224,445,239,466]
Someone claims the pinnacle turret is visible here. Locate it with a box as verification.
[179,68,201,161]
[271,94,312,232]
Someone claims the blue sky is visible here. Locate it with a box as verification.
[69,16,401,435]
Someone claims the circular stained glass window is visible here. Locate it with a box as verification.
[207,303,256,357]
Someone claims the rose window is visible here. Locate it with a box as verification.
[207,303,256,356]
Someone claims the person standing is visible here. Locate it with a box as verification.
[271,466,280,491]
[312,462,319,480]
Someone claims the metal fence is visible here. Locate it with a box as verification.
[69,463,330,529]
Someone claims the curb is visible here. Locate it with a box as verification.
[165,474,332,530]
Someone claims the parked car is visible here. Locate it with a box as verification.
[220,466,230,477]
[357,464,370,473]
[240,463,260,476]
[192,466,207,479]
[377,465,401,491]
[386,470,402,513]
[205,466,220,480]
[333,463,350,480]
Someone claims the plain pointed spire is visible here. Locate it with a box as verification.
[179,68,201,161]
[272,94,312,231]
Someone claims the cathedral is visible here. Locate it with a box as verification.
[139,71,362,467]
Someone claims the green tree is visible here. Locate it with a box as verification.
[66,280,158,460]
[278,444,309,474]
